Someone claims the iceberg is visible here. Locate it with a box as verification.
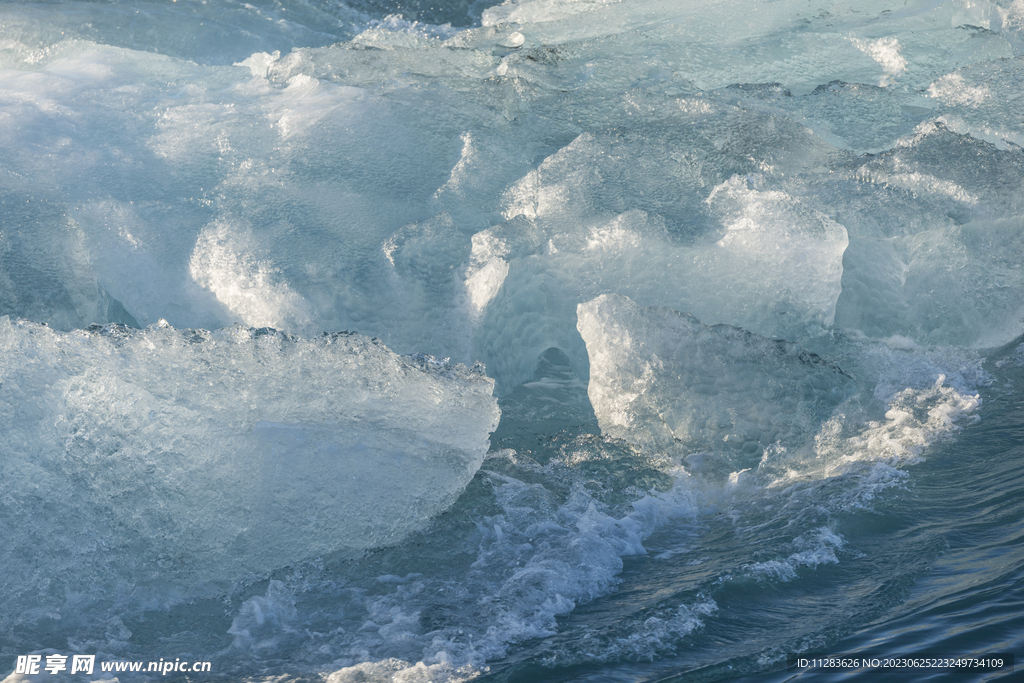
[577,293,855,465]
[0,317,498,619]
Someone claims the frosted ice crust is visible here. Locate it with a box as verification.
[0,316,499,613]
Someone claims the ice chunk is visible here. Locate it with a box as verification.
[482,0,621,27]
[189,217,316,334]
[877,122,1024,217]
[726,80,933,154]
[850,36,907,87]
[0,318,498,618]
[473,0,1012,94]
[472,126,848,392]
[831,124,1024,347]
[577,294,855,466]
[0,0,366,66]
[837,215,1024,348]
[0,190,136,330]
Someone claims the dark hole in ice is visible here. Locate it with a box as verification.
[490,347,599,453]
[531,346,575,382]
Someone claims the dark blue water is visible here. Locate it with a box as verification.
[482,340,1024,682]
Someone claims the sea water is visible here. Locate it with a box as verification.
[1,0,1022,681]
